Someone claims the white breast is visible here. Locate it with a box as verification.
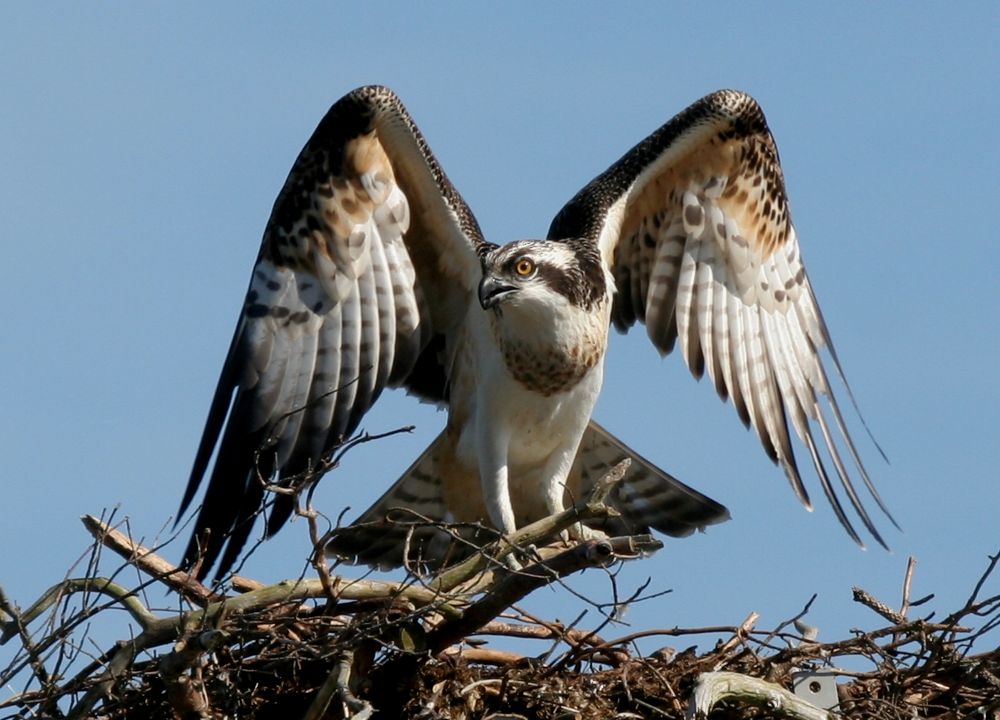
[452,298,607,470]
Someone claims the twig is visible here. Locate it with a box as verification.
[900,556,917,619]
[302,483,341,603]
[441,646,526,665]
[852,586,906,625]
[759,594,817,651]
[81,514,220,605]
[546,577,666,672]
[941,549,1000,630]
[0,584,53,689]
[476,619,609,649]
[427,537,620,654]
[159,629,228,718]
[426,534,659,668]
[1,577,156,645]
[715,612,761,659]
[304,650,373,720]
[430,459,633,593]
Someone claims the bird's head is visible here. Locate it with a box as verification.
[478,239,609,313]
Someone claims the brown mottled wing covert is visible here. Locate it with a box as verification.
[178,86,487,579]
[549,89,895,547]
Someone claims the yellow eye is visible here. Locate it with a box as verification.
[514,257,535,277]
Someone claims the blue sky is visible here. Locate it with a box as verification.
[3,3,999,683]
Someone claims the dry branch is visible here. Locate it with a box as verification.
[4,482,1000,718]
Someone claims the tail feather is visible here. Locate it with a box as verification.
[326,421,729,572]
[325,430,495,570]
[575,421,730,537]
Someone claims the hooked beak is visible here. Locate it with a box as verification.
[478,274,517,310]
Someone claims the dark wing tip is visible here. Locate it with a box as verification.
[180,424,272,580]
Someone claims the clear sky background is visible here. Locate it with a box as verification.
[3,3,999,686]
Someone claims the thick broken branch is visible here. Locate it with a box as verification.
[81,514,220,605]
[687,671,834,719]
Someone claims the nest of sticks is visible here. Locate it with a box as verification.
[3,462,1000,719]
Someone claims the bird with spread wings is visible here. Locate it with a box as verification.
[177,86,894,580]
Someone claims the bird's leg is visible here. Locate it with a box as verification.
[479,462,526,570]
[482,464,517,535]
[477,427,518,536]
[540,448,605,543]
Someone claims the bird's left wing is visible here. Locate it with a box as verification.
[548,90,894,547]
[178,86,488,579]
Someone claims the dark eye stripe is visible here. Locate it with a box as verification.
[491,240,605,310]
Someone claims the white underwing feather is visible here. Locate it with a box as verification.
[573,89,892,548]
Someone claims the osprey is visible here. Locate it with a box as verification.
[178,86,893,579]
